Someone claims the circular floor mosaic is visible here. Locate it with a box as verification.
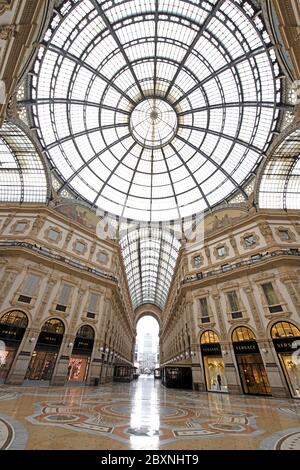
[276,432,300,450]
[0,418,14,449]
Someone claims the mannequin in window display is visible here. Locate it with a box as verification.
[217,373,222,391]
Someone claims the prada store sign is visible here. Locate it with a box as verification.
[38,331,63,346]
[74,337,94,351]
[0,324,25,341]
[273,336,300,353]
[233,340,259,355]
[201,343,221,356]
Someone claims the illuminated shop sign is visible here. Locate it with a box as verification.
[201,343,222,356]
[0,325,25,341]
[73,337,94,351]
[273,337,300,353]
[233,341,259,355]
[38,331,63,347]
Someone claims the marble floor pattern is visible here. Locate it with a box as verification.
[0,376,300,450]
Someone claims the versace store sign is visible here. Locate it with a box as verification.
[201,343,222,356]
[273,336,300,353]
[233,341,259,355]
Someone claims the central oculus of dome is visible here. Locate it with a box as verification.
[130,98,178,149]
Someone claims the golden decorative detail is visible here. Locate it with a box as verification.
[258,222,275,243]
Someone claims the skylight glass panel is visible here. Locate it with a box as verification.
[258,128,300,210]
[0,122,48,204]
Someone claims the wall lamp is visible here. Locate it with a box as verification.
[29,337,36,343]
[68,342,73,348]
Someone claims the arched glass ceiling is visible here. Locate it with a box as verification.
[0,121,48,203]
[120,228,180,310]
[258,126,300,210]
[27,0,283,222]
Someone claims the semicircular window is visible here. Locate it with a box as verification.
[28,0,283,221]
[0,121,48,203]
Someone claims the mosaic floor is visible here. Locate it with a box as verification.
[0,376,300,450]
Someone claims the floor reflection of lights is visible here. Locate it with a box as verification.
[129,377,160,450]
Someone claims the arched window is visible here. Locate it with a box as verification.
[42,319,64,335]
[76,325,94,340]
[201,330,220,344]
[232,327,256,342]
[0,311,28,329]
[271,321,300,338]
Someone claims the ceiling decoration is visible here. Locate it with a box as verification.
[25,0,284,223]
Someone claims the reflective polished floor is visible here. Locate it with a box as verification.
[0,376,300,450]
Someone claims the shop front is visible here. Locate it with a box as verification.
[26,319,64,381]
[0,311,28,381]
[200,330,228,393]
[162,366,193,389]
[271,321,300,398]
[114,365,133,382]
[68,325,94,383]
[232,326,271,396]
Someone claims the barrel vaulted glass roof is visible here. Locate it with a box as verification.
[0,121,48,203]
[120,227,180,310]
[26,0,284,223]
[258,127,300,210]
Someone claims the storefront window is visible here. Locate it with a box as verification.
[232,327,271,396]
[0,311,28,328]
[68,325,94,383]
[201,330,228,393]
[26,318,64,381]
[0,311,28,381]
[68,356,90,382]
[203,357,227,392]
[271,321,300,398]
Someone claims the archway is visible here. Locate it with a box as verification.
[68,325,95,383]
[232,326,271,396]
[134,304,161,329]
[26,318,65,382]
[0,310,28,381]
[200,330,228,393]
[271,321,300,398]
[135,315,160,377]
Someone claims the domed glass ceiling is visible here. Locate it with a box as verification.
[258,127,300,210]
[0,121,48,204]
[27,0,283,222]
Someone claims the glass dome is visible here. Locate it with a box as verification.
[27,0,283,222]
[0,121,49,203]
[257,126,300,210]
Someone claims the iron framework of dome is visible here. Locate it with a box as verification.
[256,124,300,210]
[0,121,49,204]
[24,0,284,223]
[120,227,180,309]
